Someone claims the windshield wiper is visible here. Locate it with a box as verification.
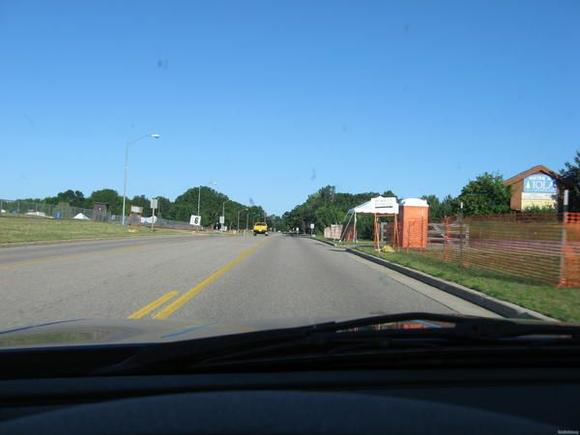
[94,313,580,375]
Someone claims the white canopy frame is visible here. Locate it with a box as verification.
[340,196,399,246]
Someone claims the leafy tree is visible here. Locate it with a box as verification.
[44,189,87,208]
[266,214,287,232]
[439,195,459,218]
[129,195,152,217]
[282,185,395,237]
[457,173,510,216]
[155,196,173,219]
[560,150,580,212]
[421,194,459,221]
[173,186,262,229]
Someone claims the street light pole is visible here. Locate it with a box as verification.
[237,208,247,232]
[197,185,201,216]
[121,133,160,225]
[122,142,129,225]
[221,201,227,230]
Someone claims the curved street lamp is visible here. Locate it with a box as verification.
[122,133,160,225]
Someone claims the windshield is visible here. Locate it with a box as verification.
[0,0,579,349]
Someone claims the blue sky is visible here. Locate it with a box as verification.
[1,0,578,214]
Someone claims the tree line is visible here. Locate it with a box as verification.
[8,151,579,233]
[11,187,270,230]
[280,150,580,236]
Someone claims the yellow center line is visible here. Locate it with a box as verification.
[128,290,179,320]
[153,239,268,320]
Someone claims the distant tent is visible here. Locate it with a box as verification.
[73,213,90,220]
[25,211,49,218]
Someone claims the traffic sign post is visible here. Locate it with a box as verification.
[190,215,201,227]
[150,198,158,231]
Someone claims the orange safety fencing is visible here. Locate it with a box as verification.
[409,213,580,288]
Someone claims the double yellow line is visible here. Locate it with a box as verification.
[127,290,179,320]
[127,240,266,320]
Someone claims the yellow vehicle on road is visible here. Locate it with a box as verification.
[253,222,268,236]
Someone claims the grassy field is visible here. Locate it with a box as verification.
[0,216,186,244]
[358,247,580,322]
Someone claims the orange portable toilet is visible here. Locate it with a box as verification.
[398,198,429,249]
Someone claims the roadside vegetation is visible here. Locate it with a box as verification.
[0,216,184,245]
[358,247,580,322]
[3,186,271,231]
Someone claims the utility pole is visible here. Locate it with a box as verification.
[237,208,246,233]
[221,200,227,231]
[122,133,160,225]
[197,185,201,216]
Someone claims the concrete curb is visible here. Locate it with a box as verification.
[313,238,337,247]
[346,248,554,321]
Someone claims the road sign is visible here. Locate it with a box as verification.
[310,223,315,229]
[150,198,158,210]
[189,215,201,226]
[219,215,225,225]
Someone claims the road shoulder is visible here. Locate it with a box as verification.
[347,248,554,321]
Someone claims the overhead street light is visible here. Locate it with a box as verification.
[121,133,160,225]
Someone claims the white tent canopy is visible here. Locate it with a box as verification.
[73,213,90,220]
[342,196,399,243]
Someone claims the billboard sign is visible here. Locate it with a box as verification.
[523,174,557,193]
[370,196,399,214]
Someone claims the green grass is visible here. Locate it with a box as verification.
[325,238,372,247]
[0,216,186,244]
[358,247,580,322]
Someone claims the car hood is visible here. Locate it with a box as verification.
[0,316,447,349]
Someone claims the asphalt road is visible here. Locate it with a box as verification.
[0,233,495,331]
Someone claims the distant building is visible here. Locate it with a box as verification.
[93,202,109,222]
[504,165,559,211]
